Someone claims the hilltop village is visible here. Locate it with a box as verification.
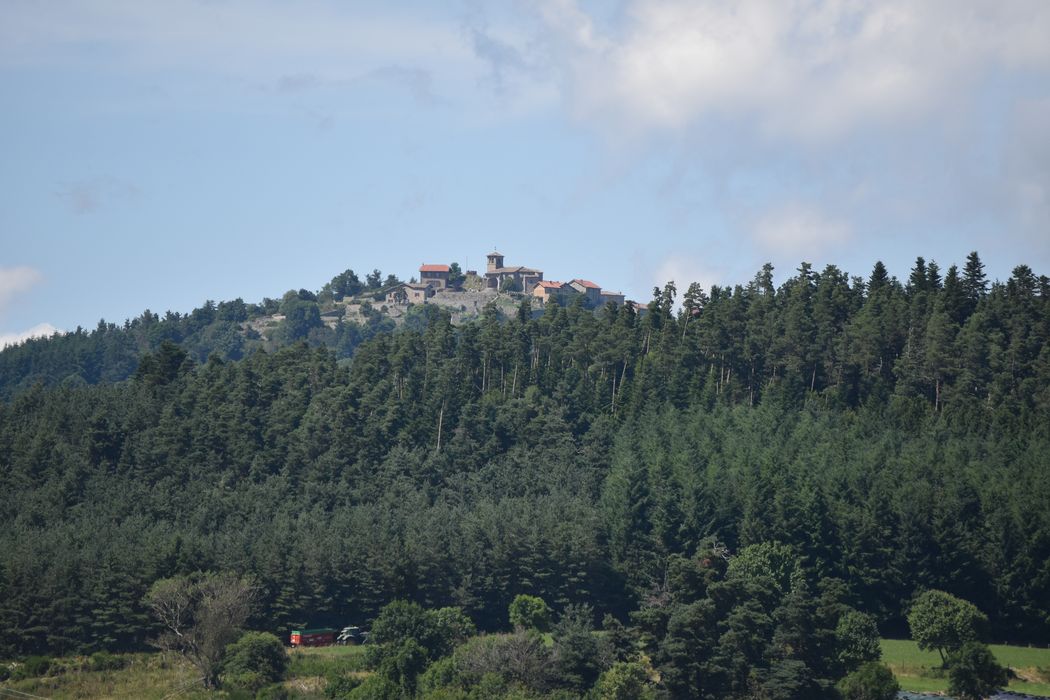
[385,250,626,309]
[245,250,634,339]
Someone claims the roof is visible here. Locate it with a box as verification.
[600,290,624,296]
[536,280,565,289]
[572,279,600,289]
[419,264,450,273]
[487,251,504,257]
[489,266,542,274]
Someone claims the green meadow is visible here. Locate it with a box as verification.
[1,645,368,700]
[882,639,1050,697]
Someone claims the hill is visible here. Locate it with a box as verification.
[0,254,1048,689]
[0,264,588,402]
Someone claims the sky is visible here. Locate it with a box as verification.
[2,0,1049,346]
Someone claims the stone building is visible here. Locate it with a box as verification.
[532,280,569,304]
[569,279,603,306]
[419,264,451,289]
[386,282,434,305]
[484,251,543,292]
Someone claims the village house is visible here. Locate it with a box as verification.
[569,279,603,306]
[532,278,626,308]
[532,280,570,304]
[419,264,451,289]
[408,249,627,309]
[485,251,544,292]
[386,282,434,305]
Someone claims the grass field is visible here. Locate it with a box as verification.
[0,645,369,699]
[5,639,1049,698]
[882,638,1050,697]
[0,653,217,700]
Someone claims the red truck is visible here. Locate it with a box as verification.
[289,628,336,647]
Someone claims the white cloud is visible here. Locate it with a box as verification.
[0,323,60,349]
[0,266,43,313]
[523,1,1050,271]
[535,0,1050,142]
[752,201,851,256]
[652,254,725,295]
[0,268,57,351]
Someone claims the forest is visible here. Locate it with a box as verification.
[1,253,1048,695]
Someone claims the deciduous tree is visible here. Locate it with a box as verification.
[508,594,551,633]
[144,572,257,689]
[907,590,987,665]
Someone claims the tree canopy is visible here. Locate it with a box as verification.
[907,590,987,664]
[0,252,1048,673]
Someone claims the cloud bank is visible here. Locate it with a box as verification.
[535,0,1050,142]
[0,266,43,313]
[519,0,1050,266]
[0,323,60,349]
[753,201,851,256]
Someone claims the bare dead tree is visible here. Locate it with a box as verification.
[144,572,258,689]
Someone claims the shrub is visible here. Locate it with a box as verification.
[595,661,656,700]
[377,639,428,697]
[454,632,554,693]
[345,674,401,699]
[725,542,799,594]
[837,661,899,700]
[367,600,475,669]
[416,656,461,696]
[508,595,552,633]
[324,671,364,699]
[431,607,476,652]
[89,650,128,671]
[835,610,882,673]
[221,671,265,695]
[948,642,1008,700]
[256,684,291,700]
[223,631,288,689]
[16,655,52,679]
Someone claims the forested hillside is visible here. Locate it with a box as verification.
[0,268,402,400]
[1,254,1048,665]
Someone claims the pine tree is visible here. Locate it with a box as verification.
[962,251,988,315]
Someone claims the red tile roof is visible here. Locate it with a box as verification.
[420,264,450,273]
[572,279,600,289]
[537,280,564,288]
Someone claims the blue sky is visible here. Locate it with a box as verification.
[2,0,1049,345]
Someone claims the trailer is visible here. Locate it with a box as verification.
[289,628,336,647]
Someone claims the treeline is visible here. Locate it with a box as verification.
[336,555,891,699]
[0,255,1048,661]
[0,266,407,400]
